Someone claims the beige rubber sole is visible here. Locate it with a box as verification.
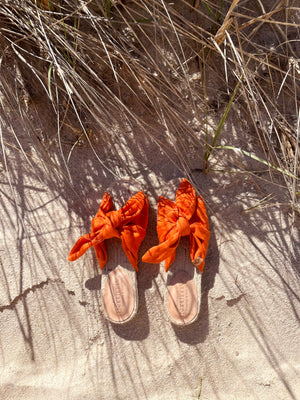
[167,269,201,325]
[102,264,138,324]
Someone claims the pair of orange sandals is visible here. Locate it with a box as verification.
[69,179,210,326]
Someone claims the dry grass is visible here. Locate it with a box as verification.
[0,0,299,209]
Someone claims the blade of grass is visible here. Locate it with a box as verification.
[200,2,217,20]
[204,71,243,171]
[215,145,298,179]
[214,0,240,45]
[105,0,112,19]
[47,62,54,101]
[241,193,275,213]
[197,376,202,399]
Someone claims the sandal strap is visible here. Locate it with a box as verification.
[142,179,210,272]
[69,191,149,271]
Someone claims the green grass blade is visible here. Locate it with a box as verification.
[204,74,243,169]
[105,0,112,18]
[197,376,202,399]
[201,1,216,19]
[216,145,298,179]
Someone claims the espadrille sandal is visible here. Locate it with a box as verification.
[142,179,210,325]
[69,183,149,324]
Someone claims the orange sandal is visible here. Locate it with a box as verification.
[142,179,210,325]
[69,188,149,324]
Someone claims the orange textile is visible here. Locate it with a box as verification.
[142,179,210,272]
[69,191,149,271]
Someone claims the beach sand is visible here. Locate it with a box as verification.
[1,102,299,399]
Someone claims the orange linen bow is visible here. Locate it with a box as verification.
[69,191,149,271]
[142,179,210,272]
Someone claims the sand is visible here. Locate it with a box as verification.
[0,1,300,394]
[1,95,299,400]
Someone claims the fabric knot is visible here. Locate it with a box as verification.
[142,179,210,272]
[69,191,149,271]
[177,214,190,236]
[108,210,124,230]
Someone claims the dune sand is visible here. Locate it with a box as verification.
[0,96,299,400]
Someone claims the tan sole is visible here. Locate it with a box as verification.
[167,270,199,325]
[102,265,137,324]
